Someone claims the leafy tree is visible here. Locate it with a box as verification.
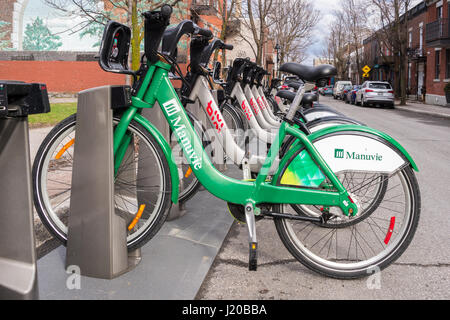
[23,17,63,51]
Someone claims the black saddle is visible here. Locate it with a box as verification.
[280,63,337,82]
[276,90,318,104]
[285,81,302,90]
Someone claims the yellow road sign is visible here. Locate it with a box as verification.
[363,73,369,78]
[362,65,371,74]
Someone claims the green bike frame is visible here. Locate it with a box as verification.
[113,59,362,216]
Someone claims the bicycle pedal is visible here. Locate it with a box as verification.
[249,242,258,271]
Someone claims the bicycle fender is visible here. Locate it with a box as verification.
[134,113,180,204]
[274,124,418,185]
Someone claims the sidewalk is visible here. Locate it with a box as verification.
[395,99,450,119]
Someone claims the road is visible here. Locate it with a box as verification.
[197,95,450,300]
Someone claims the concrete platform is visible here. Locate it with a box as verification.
[36,189,234,300]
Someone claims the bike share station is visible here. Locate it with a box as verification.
[32,20,234,300]
[0,81,50,299]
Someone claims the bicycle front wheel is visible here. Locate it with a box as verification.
[32,114,172,251]
[273,165,421,279]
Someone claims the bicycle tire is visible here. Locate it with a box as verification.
[273,144,421,279]
[32,114,172,251]
[222,101,246,147]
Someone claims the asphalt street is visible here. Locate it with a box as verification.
[197,95,450,300]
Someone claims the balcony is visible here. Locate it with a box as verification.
[191,1,218,16]
[407,46,427,61]
[373,55,394,66]
[426,19,450,47]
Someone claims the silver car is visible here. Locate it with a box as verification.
[355,81,395,108]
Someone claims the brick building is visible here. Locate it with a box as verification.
[407,2,427,101]
[424,0,450,105]
[363,0,450,106]
[362,2,427,100]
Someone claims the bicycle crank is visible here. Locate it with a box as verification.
[226,202,265,224]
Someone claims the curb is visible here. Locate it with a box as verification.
[395,105,450,120]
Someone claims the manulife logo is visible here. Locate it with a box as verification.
[334,148,383,161]
[334,149,344,159]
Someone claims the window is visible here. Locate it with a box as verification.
[419,25,423,51]
[446,49,450,79]
[435,50,441,80]
[408,32,412,48]
[369,83,392,89]
[437,6,444,37]
[408,63,412,89]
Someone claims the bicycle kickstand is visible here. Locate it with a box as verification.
[245,203,258,271]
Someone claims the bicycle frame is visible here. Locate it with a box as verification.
[113,59,358,216]
[188,74,278,170]
[244,84,277,130]
[251,85,280,126]
[230,83,276,144]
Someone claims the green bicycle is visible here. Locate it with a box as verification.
[33,6,420,279]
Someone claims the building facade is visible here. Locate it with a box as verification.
[363,0,450,106]
[424,0,450,105]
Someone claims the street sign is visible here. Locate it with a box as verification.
[363,73,369,78]
[362,65,371,74]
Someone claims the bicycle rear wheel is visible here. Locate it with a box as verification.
[221,101,246,147]
[32,114,172,250]
[273,164,421,279]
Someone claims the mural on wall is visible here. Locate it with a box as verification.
[0,0,191,54]
[23,17,62,51]
[0,21,11,50]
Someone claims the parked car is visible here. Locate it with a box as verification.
[333,81,352,99]
[320,85,333,96]
[355,81,395,108]
[345,85,361,104]
[340,84,353,101]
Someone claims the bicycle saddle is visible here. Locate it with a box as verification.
[285,81,302,91]
[280,63,337,83]
[276,90,318,104]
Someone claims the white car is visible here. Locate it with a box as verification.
[355,81,395,108]
[333,81,352,99]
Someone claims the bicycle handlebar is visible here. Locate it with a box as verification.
[162,20,213,61]
[143,5,172,63]
[199,39,234,67]
[194,27,213,38]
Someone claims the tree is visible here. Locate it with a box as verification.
[216,0,236,64]
[44,0,184,71]
[370,0,412,105]
[323,0,371,82]
[341,0,370,83]
[23,17,63,51]
[240,0,273,65]
[326,10,350,80]
[268,0,319,64]
[0,20,11,50]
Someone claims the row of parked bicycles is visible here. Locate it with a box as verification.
[32,5,420,279]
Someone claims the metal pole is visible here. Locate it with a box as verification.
[0,117,39,299]
[66,86,140,279]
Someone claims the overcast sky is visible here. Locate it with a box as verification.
[304,0,342,64]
